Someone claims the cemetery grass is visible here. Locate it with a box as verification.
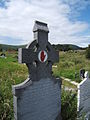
[0,50,90,120]
[62,79,77,89]
[0,51,28,120]
[53,50,90,83]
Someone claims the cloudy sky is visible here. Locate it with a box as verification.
[0,0,90,47]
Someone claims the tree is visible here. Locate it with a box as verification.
[86,45,90,59]
[0,44,2,52]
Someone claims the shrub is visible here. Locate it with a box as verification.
[61,89,77,120]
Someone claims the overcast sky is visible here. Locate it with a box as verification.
[0,0,90,47]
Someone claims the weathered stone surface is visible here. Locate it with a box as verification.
[12,21,61,120]
[77,71,90,119]
[13,78,61,120]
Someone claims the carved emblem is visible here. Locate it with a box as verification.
[38,50,48,62]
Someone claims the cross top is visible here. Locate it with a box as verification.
[33,21,49,32]
[33,21,49,49]
[18,21,59,80]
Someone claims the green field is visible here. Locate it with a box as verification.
[53,50,90,82]
[0,50,90,119]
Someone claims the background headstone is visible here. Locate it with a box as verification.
[80,69,85,79]
[77,71,90,119]
[12,21,62,120]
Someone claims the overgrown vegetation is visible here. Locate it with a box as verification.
[61,89,77,120]
[53,50,90,82]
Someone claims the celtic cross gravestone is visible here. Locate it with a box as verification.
[12,21,62,120]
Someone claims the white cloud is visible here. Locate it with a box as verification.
[62,0,90,13]
[0,0,89,47]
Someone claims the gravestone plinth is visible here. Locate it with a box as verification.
[77,71,90,119]
[12,21,62,120]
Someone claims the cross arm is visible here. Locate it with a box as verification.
[18,48,37,64]
[48,50,59,63]
[47,42,59,63]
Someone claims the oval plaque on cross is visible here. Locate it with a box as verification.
[38,50,48,62]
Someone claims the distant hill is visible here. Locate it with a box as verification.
[0,43,84,51]
[52,44,84,51]
[0,44,26,51]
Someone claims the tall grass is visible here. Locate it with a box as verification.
[53,50,90,82]
[0,52,28,119]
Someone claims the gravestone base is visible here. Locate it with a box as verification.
[12,77,61,120]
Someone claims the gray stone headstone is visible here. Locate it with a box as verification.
[77,71,90,119]
[80,69,85,79]
[12,21,62,120]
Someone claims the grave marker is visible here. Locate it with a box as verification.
[77,71,90,119]
[80,69,85,79]
[12,21,62,120]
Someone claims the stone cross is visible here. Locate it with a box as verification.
[12,21,62,120]
[77,71,90,120]
[18,21,59,80]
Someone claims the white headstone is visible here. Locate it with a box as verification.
[77,71,90,119]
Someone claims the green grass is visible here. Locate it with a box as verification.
[0,52,28,119]
[62,79,77,89]
[53,50,90,82]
